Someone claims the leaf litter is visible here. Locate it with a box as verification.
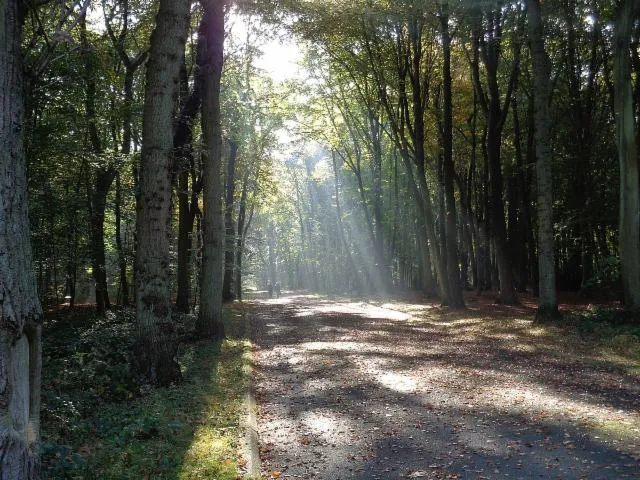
[248,294,639,479]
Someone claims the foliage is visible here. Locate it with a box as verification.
[40,306,251,479]
[565,307,640,359]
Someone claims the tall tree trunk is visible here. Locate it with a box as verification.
[440,5,465,308]
[174,66,202,314]
[368,110,389,290]
[176,169,195,313]
[416,219,437,295]
[90,171,115,312]
[135,0,190,385]
[222,141,238,301]
[332,151,363,295]
[114,170,129,305]
[408,20,450,303]
[512,86,531,290]
[0,1,43,476]
[470,6,520,304]
[82,16,115,314]
[524,95,539,294]
[104,2,148,309]
[487,122,517,303]
[235,168,251,301]
[614,0,640,309]
[198,0,226,338]
[527,0,559,320]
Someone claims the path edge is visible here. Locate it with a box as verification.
[241,307,261,479]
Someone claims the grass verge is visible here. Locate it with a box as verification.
[41,304,252,479]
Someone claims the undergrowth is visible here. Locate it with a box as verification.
[566,307,640,360]
[41,305,251,479]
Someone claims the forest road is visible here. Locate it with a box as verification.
[248,294,640,480]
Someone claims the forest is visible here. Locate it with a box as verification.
[0,0,639,478]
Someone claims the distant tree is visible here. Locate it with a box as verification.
[223,140,239,301]
[468,2,523,304]
[103,0,150,307]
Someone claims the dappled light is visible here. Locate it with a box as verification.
[250,295,640,478]
[4,0,640,477]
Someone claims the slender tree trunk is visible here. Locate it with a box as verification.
[368,111,389,290]
[113,67,137,308]
[0,1,43,476]
[115,171,129,305]
[614,0,640,309]
[470,7,520,304]
[235,168,250,301]
[82,17,115,314]
[416,220,437,295]
[198,0,226,338]
[524,96,539,294]
[176,168,197,313]
[90,171,115,312]
[527,0,559,320]
[135,0,190,385]
[512,87,531,290]
[332,151,363,295]
[174,67,202,313]
[487,124,517,303]
[440,6,465,308]
[222,141,238,301]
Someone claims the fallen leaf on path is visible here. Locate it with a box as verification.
[407,470,428,478]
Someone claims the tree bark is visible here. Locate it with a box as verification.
[198,0,226,338]
[614,0,640,309]
[0,1,43,476]
[135,0,190,385]
[439,5,465,308]
[527,0,559,320]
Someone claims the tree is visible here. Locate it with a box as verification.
[223,141,238,301]
[81,15,117,314]
[175,62,203,313]
[468,1,522,304]
[0,1,44,476]
[134,0,190,385]
[526,0,559,320]
[439,1,465,307]
[198,0,226,338]
[104,0,150,307]
[613,0,640,309]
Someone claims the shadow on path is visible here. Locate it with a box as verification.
[249,295,640,479]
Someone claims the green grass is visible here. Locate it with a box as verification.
[41,305,251,479]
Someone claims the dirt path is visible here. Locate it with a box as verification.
[248,294,639,479]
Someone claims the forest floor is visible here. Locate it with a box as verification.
[247,292,640,480]
[41,306,252,479]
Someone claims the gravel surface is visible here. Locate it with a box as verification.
[249,294,640,480]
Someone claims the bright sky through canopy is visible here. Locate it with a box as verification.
[229,13,303,82]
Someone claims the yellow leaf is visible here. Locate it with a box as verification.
[271,471,281,478]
